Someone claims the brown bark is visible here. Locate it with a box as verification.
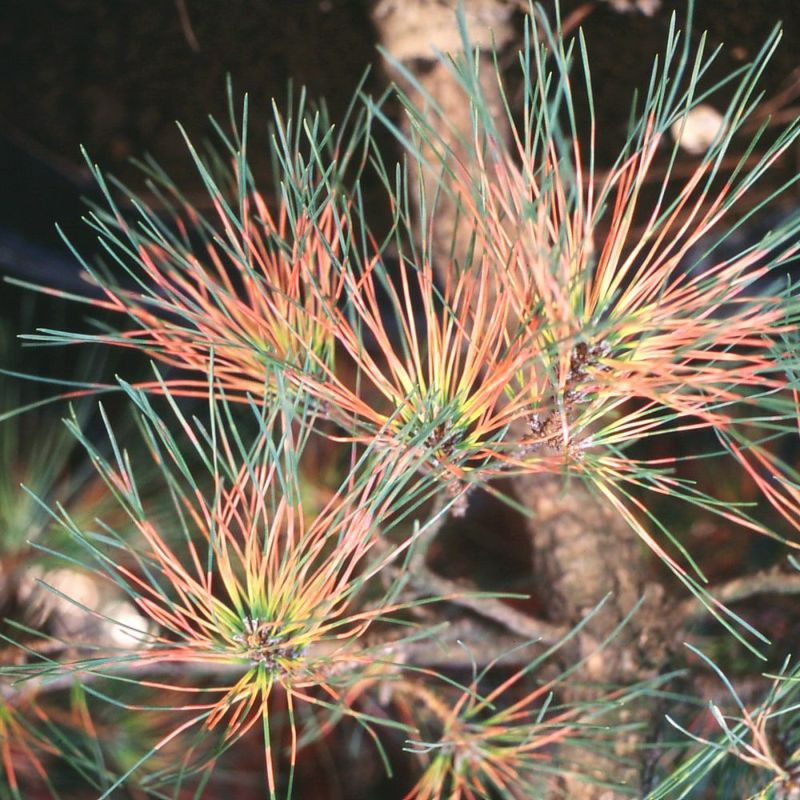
[515,472,674,797]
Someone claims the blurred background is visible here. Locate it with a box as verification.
[1,0,798,306]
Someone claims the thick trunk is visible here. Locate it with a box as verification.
[515,472,674,797]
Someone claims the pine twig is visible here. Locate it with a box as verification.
[679,568,800,624]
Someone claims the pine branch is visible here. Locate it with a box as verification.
[1,625,549,705]
[679,568,800,624]
[372,512,569,645]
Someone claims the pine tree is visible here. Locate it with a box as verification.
[2,3,800,797]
